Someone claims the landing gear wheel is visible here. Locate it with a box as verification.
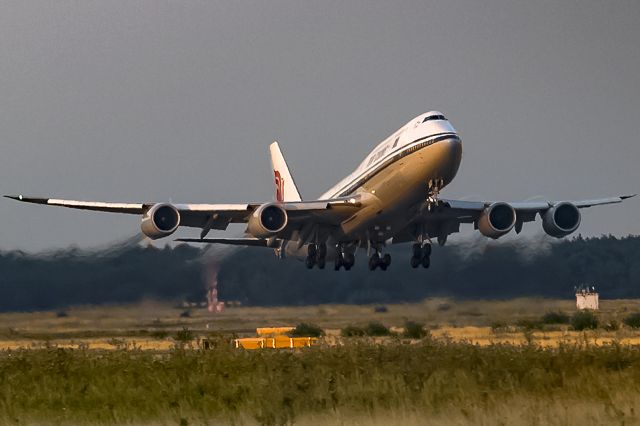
[317,257,326,269]
[305,256,315,269]
[421,255,430,269]
[410,256,421,268]
[343,253,355,270]
[334,259,342,271]
[369,253,380,271]
[382,253,391,267]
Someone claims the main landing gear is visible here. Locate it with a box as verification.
[369,251,391,271]
[410,243,431,269]
[305,243,327,269]
[334,246,355,271]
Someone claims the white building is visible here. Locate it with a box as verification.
[576,286,599,310]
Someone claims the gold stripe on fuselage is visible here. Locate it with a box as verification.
[339,136,462,239]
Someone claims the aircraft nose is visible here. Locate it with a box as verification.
[445,137,462,160]
[440,137,462,182]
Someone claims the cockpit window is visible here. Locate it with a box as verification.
[423,114,446,123]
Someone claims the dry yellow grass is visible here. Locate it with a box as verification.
[0,337,175,351]
[0,326,639,351]
[431,326,640,347]
[0,298,639,350]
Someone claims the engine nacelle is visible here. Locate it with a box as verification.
[141,203,180,239]
[477,202,517,239]
[542,202,581,238]
[246,203,288,238]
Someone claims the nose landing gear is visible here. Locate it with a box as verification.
[410,243,431,269]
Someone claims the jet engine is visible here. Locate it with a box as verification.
[477,202,517,239]
[246,203,288,238]
[141,203,181,239]
[542,202,581,238]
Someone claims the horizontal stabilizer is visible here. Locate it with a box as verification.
[175,237,268,247]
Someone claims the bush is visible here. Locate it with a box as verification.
[403,321,427,339]
[542,311,570,325]
[151,330,169,340]
[365,321,390,336]
[437,303,451,312]
[289,323,324,338]
[516,319,543,331]
[490,321,508,333]
[174,327,194,343]
[341,325,366,337]
[623,313,640,329]
[571,311,598,331]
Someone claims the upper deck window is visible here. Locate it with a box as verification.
[422,114,446,123]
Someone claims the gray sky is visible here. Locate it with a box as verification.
[1,0,638,252]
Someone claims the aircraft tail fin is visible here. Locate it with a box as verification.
[269,141,302,202]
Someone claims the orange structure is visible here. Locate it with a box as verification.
[234,327,318,350]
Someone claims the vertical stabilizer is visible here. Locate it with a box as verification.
[269,141,302,202]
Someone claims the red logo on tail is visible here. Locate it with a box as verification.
[274,170,285,202]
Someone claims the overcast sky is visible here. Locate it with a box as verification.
[1,0,638,252]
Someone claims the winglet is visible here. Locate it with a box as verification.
[4,195,47,204]
[269,141,302,202]
[621,194,637,200]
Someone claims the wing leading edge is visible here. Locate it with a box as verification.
[397,194,636,244]
[3,194,360,237]
[442,194,636,215]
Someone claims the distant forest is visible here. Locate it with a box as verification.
[0,235,638,312]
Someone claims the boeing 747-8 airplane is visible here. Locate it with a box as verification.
[6,111,635,270]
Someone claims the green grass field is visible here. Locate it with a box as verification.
[1,299,640,424]
[1,341,640,425]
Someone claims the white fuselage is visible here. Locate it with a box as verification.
[321,111,460,200]
[285,111,463,258]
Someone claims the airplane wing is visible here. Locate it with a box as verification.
[4,194,361,239]
[3,195,252,228]
[441,194,636,218]
[440,194,636,220]
[394,194,636,243]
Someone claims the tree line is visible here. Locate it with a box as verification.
[0,234,638,311]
